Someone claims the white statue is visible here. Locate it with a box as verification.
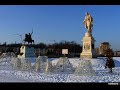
[83,12,93,33]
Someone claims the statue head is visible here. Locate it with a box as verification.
[24,33,27,37]
[86,12,89,15]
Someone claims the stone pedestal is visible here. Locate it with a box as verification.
[80,32,97,59]
[17,45,36,58]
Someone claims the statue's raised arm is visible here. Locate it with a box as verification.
[83,12,93,34]
[30,30,33,35]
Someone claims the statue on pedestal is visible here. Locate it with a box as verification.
[83,12,93,34]
[80,12,96,59]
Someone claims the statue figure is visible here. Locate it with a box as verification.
[24,31,34,44]
[28,32,33,41]
[25,33,28,41]
[83,12,93,33]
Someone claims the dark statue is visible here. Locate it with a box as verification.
[24,31,34,44]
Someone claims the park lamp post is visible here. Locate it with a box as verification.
[15,34,23,45]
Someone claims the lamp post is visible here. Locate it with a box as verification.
[15,34,23,44]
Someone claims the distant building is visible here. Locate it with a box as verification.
[113,51,120,57]
[99,42,110,56]
[95,47,99,55]
[35,48,48,56]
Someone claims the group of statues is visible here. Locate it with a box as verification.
[21,12,115,73]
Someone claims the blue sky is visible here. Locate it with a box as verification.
[0,5,119,50]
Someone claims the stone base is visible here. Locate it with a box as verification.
[80,52,97,59]
[80,32,97,59]
[17,45,36,58]
[80,54,93,59]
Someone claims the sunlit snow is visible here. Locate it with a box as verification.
[0,53,120,82]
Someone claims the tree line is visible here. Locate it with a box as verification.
[0,41,82,58]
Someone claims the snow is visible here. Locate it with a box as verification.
[0,56,120,82]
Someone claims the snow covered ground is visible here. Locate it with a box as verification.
[0,57,120,82]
